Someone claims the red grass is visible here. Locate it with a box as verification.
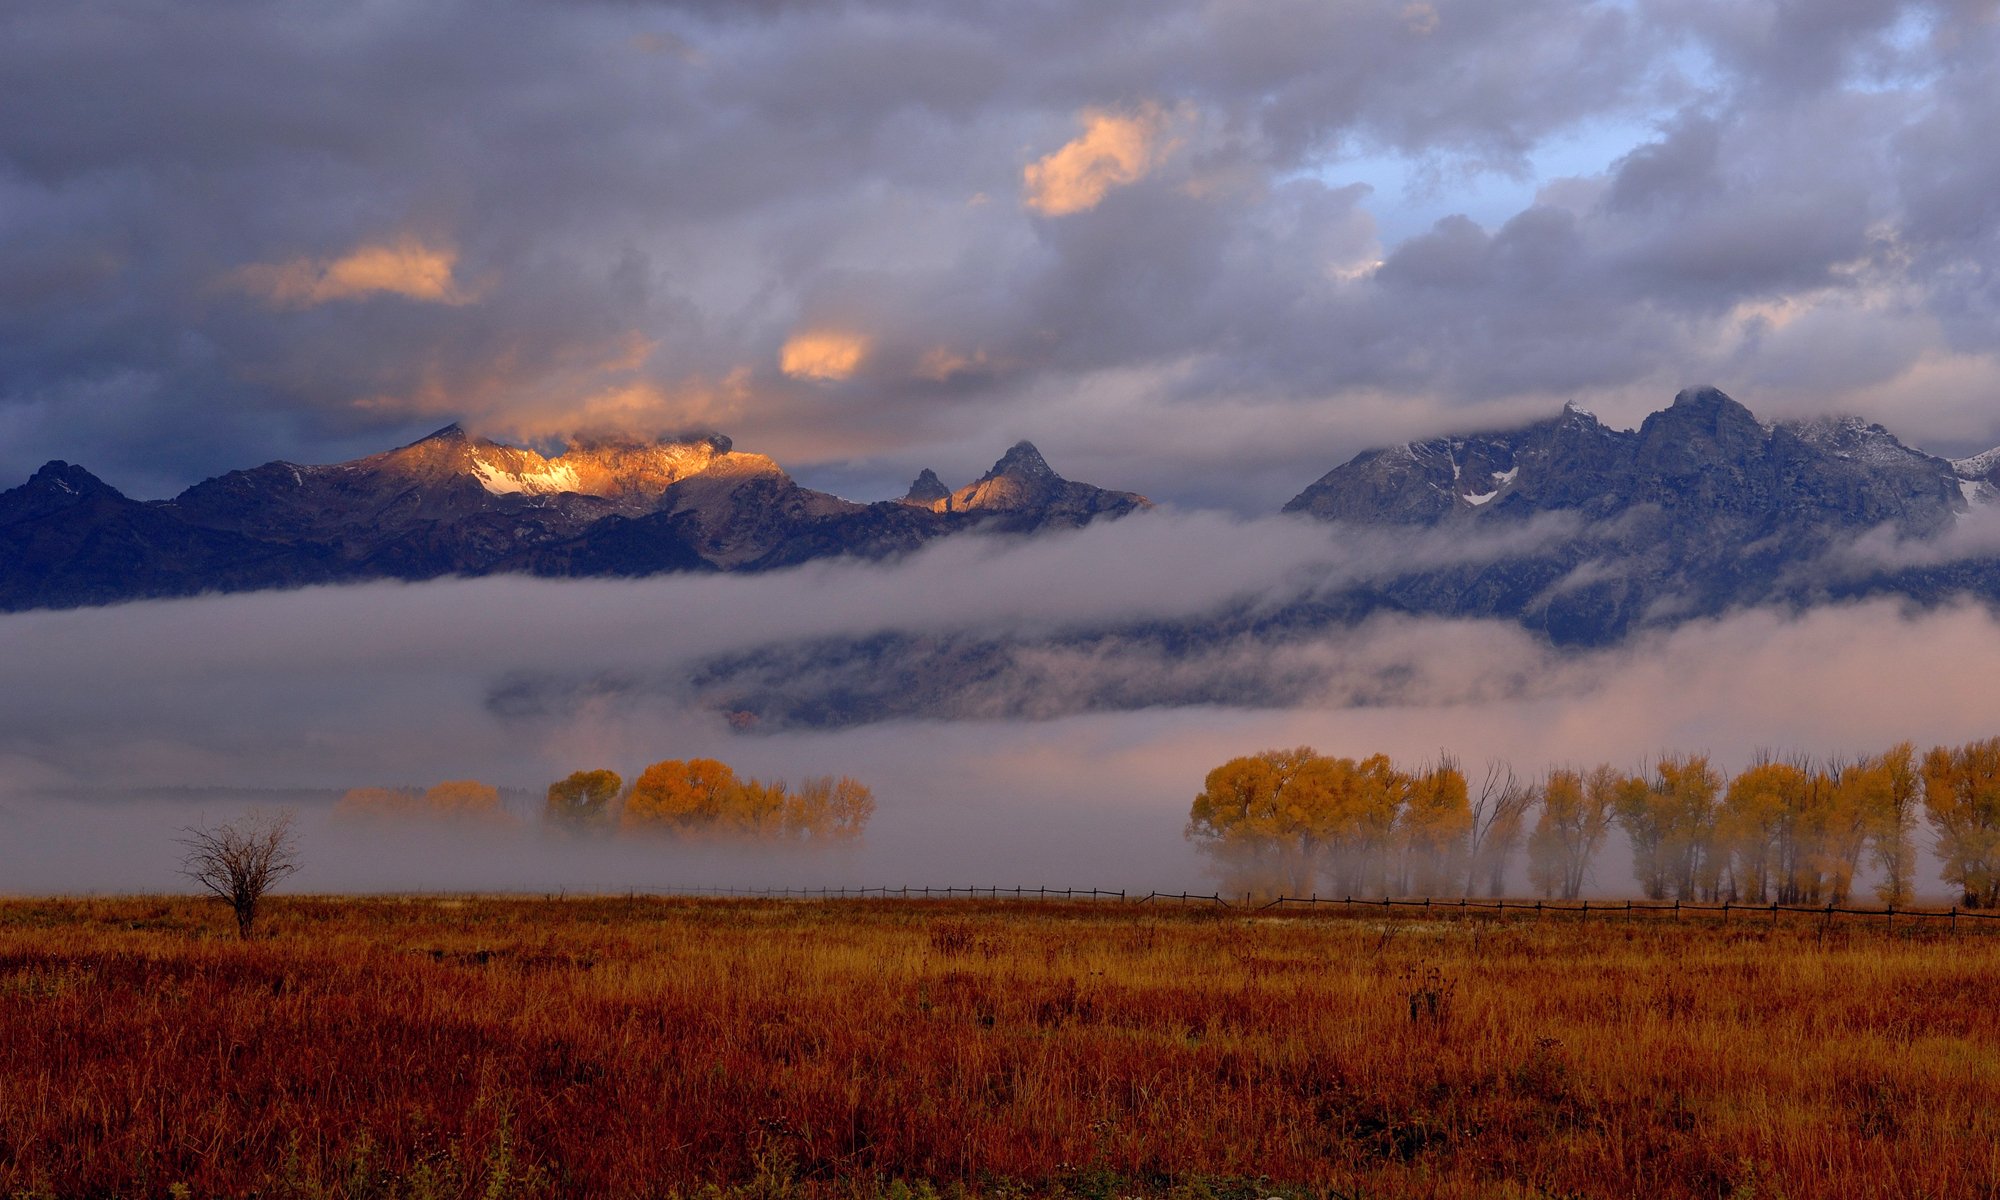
[2,895,1997,1198]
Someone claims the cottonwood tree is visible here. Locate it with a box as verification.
[1397,759,1470,896]
[333,780,512,824]
[1465,760,1535,897]
[424,779,511,824]
[618,758,876,842]
[1618,756,1724,901]
[788,776,876,842]
[623,758,743,834]
[1716,754,1894,905]
[1922,737,2000,907]
[1869,743,1921,905]
[178,812,300,939]
[1526,766,1621,900]
[545,769,623,829]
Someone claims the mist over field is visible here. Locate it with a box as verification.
[3,511,1994,897]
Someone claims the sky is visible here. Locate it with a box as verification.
[6,0,2000,511]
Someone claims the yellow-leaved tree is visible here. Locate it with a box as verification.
[1525,766,1621,900]
[545,769,623,829]
[1396,759,1470,896]
[622,758,742,836]
[1922,738,2000,907]
[616,758,876,844]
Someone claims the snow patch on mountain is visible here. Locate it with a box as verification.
[471,456,582,496]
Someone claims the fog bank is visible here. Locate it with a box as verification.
[2,513,1996,896]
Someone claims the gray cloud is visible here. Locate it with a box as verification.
[6,1,2000,509]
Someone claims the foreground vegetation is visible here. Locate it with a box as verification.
[4,896,1997,1198]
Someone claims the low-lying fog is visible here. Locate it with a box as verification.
[2,509,1995,898]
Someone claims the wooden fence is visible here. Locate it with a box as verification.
[633,884,2000,930]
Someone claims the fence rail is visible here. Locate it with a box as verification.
[622,884,1997,929]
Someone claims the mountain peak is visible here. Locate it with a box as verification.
[416,422,470,445]
[27,460,119,498]
[1640,385,1765,462]
[1669,385,1748,415]
[982,440,1056,482]
[901,468,951,506]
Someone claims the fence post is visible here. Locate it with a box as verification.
[1951,906,1958,936]
[1886,904,1893,931]
[1769,902,1777,927]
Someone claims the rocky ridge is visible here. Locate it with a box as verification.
[0,427,1151,610]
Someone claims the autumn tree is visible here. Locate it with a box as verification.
[545,769,623,829]
[334,781,512,824]
[1868,742,1921,905]
[1525,766,1620,900]
[333,786,421,821]
[1922,737,2000,907]
[1186,748,1313,895]
[787,776,876,842]
[1618,756,1722,900]
[622,758,742,835]
[1397,758,1470,896]
[617,759,877,844]
[1309,753,1406,897]
[1717,759,1809,903]
[424,780,511,824]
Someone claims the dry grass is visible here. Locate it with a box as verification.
[2,895,1997,1199]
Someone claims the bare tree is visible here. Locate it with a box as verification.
[1465,760,1536,897]
[178,811,301,939]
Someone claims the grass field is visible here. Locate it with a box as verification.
[3,896,1997,1199]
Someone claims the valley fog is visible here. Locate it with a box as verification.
[2,512,1996,898]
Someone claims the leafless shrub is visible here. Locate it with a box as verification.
[178,811,300,939]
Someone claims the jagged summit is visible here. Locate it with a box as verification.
[900,468,951,507]
[981,440,1057,482]
[1955,446,2000,484]
[934,441,1150,517]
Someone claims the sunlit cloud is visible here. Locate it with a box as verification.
[917,346,1000,382]
[228,238,471,308]
[780,329,871,381]
[1022,103,1178,217]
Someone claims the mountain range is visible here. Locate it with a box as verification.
[0,425,1148,611]
[663,386,2000,728]
[1282,385,2000,643]
[8,387,2000,704]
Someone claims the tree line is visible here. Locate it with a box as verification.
[546,759,875,843]
[1186,738,2000,906]
[335,759,875,844]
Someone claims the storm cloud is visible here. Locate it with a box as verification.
[5,1,2000,510]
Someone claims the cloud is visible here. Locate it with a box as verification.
[1022,104,1177,216]
[4,2,2000,508]
[780,329,871,381]
[228,238,470,308]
